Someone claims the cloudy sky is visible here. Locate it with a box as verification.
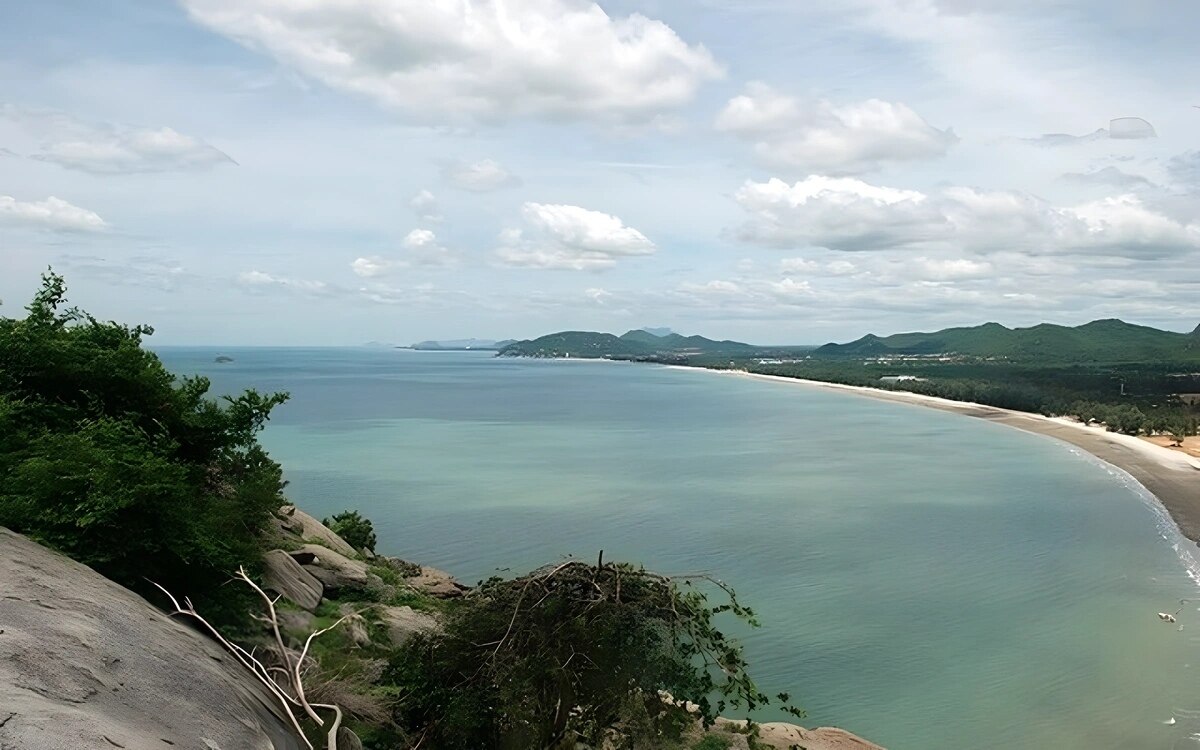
[2,0,1198,345]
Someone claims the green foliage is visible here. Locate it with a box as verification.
[324,509,378,553]
[384,559,802,750]
[692,734,733,750]
[815,318,1200,363]
[0,271,289,625]
[497,330,771,361]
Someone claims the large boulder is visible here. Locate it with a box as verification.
[706,719,885,750]
[407,565,469,599]
[276,505,358,558]
[377,605,440,646]
[288,544,369,594]
[262,549,323,612]
[0,527,304,750]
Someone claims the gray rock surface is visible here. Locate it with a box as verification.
[288,544,369,594]
[262,549,323,612]
[407,565,468,598]
[280,506,358,558]
[377,605,439,646]
[336,726,363,750]
[0,527,303,750]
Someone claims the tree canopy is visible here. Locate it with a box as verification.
[0,271,288,623]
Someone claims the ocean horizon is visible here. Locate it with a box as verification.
[157,345,1200,750]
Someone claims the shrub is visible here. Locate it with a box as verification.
[323,509,378,553]
[384,558,802,749]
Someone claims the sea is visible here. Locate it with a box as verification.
[156,346,1200,750]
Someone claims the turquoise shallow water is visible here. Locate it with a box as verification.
[157,347,1200,749]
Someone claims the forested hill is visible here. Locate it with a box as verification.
[815,319,1200,362]
[497,329,769,360]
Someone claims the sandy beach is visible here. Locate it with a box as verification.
[681,368,1200,546]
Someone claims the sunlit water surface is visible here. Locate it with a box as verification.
[157,347,1200,750]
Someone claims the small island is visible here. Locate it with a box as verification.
[214,355,234,363]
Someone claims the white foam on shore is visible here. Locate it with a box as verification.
[1067,447,1200,588]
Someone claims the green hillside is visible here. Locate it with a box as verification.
[497,329,763,360]
[815,319,1200,363]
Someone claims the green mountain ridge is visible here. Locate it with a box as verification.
[497,329,763,360]
[816,319,1200,362]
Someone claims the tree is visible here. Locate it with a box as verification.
[323,510,377,553]
[1169,418,1197,447]
[386,558,803,749]
[0,271,289,624]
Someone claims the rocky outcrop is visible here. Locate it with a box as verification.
[406,564,469,598]
[700,719,884,750]
[276,504,358,558]
[289,544,369,594]
[262,549,323,611]
[756,722,883,749]
[378,605,439,646]
[0,527,303,750]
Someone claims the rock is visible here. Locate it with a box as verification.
[336,726,364,750]
[378,605,439,646]
[755,722,884,750]
[702,719,884,750]
[407,565,469,599]
[262,549,324,611]
[277,608,315,638]
[343,614,372,649]
[0,527,303,750]
[288,544,369,594]
[289,508,359,558]
[364,572,397,603]
[380,556,421,578]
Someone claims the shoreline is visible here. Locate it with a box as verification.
[672,366,1200,546]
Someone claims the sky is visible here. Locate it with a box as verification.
[1,0,1198,345]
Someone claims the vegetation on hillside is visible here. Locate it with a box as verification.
[0,272,288,625]
[324,509,378,553]
[813,319,1200,363]
[499,321,1200,439]
[748,358,1200,440]
[497,329,786,361]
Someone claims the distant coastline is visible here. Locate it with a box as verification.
[671,366,1200,546]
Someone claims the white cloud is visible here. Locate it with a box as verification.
[734,176,1200,258]
[236,270,334,295]
[33,126,234,174]
[716,83,956,173]
[914,257,994,280]
[733,176,946,251]
[351,229,459,278]
[410,190,442,222]
[0,195,107,232]
[351,256,396,278]
[1061,166,1152,189]
[1019,119,1156,147]
[779,257,819,274]
[442,159,521,192]
[3,107,234,174]
[181,0,724,125]
[585,287,612,304]
[1067,194,1200,257]
[496,202,656,270]
[401,228,459,267]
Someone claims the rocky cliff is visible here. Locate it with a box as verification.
[1,515,883,750]
[0,527,302,750]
